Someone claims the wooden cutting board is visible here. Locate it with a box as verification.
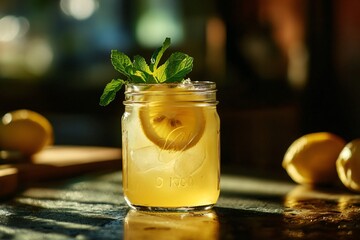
[0,145,122,198]
[0,166,18,198]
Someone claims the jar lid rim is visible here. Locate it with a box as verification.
[126,81,215,87]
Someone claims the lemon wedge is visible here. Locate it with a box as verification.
[139,85,205,151]
[0,109,53,156]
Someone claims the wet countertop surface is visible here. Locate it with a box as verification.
[0,170,360,239]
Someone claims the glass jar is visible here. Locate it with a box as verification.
[122,81,220,211]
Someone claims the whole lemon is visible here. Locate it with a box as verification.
[0,109,53,156]
[282,132,346,185]
[336,139,360,192]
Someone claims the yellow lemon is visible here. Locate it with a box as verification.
[0,109,53,156]
[139,85,205,151]
[282,132,346,185]
[336,139,360,192]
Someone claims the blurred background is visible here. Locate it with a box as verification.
[1,0,360,171]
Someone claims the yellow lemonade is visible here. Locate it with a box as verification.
[122,81,220,211]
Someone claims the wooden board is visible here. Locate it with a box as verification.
[0,146,122,197]
[0,166,18,198]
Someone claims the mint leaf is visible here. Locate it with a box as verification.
[111,50,132,77]
[154,52,193,83]
[129,69,147,83]
[133,55,151,74]
[100,37,194,106]
[99,79,125,106]
[150,37,171,72]
[132,55,157,83]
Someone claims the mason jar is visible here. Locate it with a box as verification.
[122,81,220,211]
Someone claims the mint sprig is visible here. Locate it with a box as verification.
[99,37,193,106]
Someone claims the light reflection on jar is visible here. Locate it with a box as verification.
[124,210,219,240]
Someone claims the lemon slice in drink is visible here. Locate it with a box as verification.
[139,85,205,151]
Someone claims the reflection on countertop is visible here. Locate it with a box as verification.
[0,170,360,239]
[124,210,219,240]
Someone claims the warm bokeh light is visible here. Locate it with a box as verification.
[135,1,184,48]
[25,38,54,76]
[206,16,226,80]
[259,0,308,90]
[0,15,29,42]
[60,0,99,20]
[0,14,53,79]
[0,37,53,79]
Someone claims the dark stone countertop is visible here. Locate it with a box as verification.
[0,170,360,239]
